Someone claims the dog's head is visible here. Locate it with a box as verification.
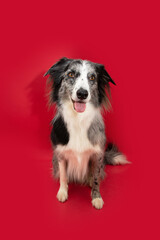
[44,57,116,112]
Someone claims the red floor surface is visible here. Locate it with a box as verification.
[1,1,160,239]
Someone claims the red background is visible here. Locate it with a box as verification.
[0,0,160,239]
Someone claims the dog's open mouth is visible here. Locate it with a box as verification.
[72,100,86,113]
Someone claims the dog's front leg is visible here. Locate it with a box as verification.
[57,160,68,202]
[91,154,104,209]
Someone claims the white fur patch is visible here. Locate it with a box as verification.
[92,198,104,209]
[112,155,131,165]
[60,100,101,153]
[57,186,68,202]
[72,61,93,102]
[56,100,102,182]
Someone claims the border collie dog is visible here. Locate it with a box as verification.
[44,57,129,209]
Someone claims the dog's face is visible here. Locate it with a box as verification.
[45,57,115,112]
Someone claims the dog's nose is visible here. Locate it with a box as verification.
[77,88,88,100]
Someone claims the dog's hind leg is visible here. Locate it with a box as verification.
[91,154,104,210]
[57,160,68,202]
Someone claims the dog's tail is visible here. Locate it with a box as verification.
[104,143,131,165]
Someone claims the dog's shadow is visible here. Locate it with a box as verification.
[26,72,55,149]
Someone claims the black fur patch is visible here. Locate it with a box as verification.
[96,64,116,105]
[51,115,69,145]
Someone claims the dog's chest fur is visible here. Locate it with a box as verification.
[56,101,102,181]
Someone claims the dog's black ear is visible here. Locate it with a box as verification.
[44,57,72,105]
[98,64,116,86]
[44,57,72,81]
[96,64,116,110]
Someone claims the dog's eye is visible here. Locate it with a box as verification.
[68,72,75,78]
[89,75,95,81]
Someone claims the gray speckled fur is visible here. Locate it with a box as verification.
[52,154,59,179]
[90,153,104,200]
[88,116,106,148]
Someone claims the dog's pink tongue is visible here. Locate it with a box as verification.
[74,101,86,113]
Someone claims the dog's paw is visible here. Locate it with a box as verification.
[92,198,104,209]
[57,188,68,202]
